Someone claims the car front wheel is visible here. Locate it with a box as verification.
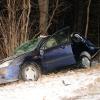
[21,62,41,81]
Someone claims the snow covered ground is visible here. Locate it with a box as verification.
[0,65,100,100]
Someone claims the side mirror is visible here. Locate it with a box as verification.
[60,45,65,49]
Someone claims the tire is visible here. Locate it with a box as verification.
[21,62,41,81]
[80,56,91,68]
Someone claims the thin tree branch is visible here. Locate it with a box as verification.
[85,0,92,38]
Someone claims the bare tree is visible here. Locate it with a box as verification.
[85,0,92,38]
[0,0,31,58]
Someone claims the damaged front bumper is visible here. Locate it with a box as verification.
[0,57,21,84]
[0,53,27,84]
[0,64,20,84]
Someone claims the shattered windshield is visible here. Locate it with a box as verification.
[15,37,42,55]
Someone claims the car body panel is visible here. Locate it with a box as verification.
[41,44,76,71]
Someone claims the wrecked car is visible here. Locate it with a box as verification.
[0,27,100,83]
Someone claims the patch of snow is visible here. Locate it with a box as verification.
[0,66,100,100]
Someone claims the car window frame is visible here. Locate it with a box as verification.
[40,33,70,51]
[40,36,57,50]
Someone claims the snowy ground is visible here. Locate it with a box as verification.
[0,65,100,100]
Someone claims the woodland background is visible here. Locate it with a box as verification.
[0,0,100,59]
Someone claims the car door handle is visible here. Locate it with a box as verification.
[60,45,65,49]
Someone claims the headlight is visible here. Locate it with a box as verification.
[0,60,13,68]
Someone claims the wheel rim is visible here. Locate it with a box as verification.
[82,57,90,67]
[24,66,37,81]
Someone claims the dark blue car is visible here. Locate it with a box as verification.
[0,27,99,83]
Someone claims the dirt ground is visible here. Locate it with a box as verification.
[0,65,100,100]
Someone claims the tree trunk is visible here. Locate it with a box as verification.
[38,0,49,35]
[85,0,92,38]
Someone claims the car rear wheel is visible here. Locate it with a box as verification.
[21,62,41,81]
[80,56,91,68]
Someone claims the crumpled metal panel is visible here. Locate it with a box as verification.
[0,64,20,83]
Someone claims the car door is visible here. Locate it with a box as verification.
[41,32,76,71]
